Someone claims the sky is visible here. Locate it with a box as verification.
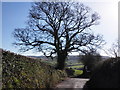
[2,2,31,54]
[1,0,119,56]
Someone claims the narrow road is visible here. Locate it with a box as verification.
[55,78,89,89]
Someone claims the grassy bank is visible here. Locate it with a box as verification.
[2,49,67,88]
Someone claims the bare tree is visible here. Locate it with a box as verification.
[13,2,105,70]
[108,41,120,58]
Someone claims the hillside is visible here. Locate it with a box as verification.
[29,55,110,65]
[28,55,110,78]
[2,49,67,88]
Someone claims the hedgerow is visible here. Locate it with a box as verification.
[2,49,67,89]
[84,57,120,89]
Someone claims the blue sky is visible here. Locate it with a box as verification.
[2,2,31,54]
[1,1,118,56]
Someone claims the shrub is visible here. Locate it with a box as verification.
[2,49,67,89]
[84,57,120,89]
[65,68,75,77]
[80,53,101,78]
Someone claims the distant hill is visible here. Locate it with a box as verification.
[29,55,110,64]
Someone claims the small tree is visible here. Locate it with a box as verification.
[104,40,120,58]
[80,48,102,77]
[109,41,120,58]
[13,2,105,70]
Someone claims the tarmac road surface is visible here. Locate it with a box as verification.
[55,78,89,89]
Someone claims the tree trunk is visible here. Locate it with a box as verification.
[55,51,67,70]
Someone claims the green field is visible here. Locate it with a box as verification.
[74,70,83,76]
[41,59,84,77]
[66,62,83,65]
[67,65,84,69]
[66,63,84,77]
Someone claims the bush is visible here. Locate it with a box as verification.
[80,53,101,78]
[2,49,67,89]
[65,68,75,77]
[84,57,120,89]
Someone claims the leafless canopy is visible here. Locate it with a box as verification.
[108,41,120,58]
[13,2,105,69]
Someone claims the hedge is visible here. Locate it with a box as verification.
[2,49,67,89]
